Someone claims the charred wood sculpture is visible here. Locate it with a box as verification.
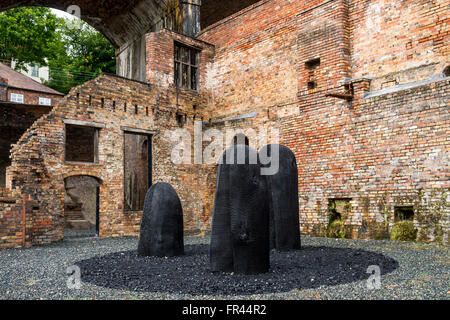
[138,182,184,257]
[260,144,301,251]
[210,145,270,274]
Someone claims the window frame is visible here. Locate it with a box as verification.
[174,42,200,91]
[10,93,24,104]
[39,97,52,106]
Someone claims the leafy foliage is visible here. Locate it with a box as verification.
[0,7,116,94]
[390,221,418,242]
[45,19,116,94]
[0,7,59,70]
[326,220,346,239]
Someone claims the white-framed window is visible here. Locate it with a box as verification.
[39,97,52,106]
[10,93,24,103]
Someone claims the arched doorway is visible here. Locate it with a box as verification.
[64,175,102,238]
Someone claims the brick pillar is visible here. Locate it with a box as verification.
[336,0,352,82]
[351,77,372,107]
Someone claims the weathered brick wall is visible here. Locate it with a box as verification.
[146,29,215,95]
[0,188,24,248]
[3,73,213,247]
[199,0,449,116]
[349,0,450,90]
[198,0,351,119]
[198,0,305,118]
[196,0,449,244]
[280,78,449,244]
[0,104,53,188]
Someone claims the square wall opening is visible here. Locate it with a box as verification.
[65,124,99,163]
[394,206,414,222]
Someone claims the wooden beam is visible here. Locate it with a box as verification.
[120,126,159,135]
[64,119,106,129]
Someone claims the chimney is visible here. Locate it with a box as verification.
[0,77,8,102]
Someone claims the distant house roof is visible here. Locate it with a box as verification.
[0,62,64,96]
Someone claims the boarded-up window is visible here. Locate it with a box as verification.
[124,133,151,211]
[65,125,98,163]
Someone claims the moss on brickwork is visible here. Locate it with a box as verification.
[390,221,418,242]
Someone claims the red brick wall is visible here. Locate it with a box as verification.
[7,89,63,106]
[146,30,215,91]
[0,188,24,248]
[195,0,449,243]
[280,78,449,243]
[349,0,450,90]
[198,0,349,119]
[0,78,7,101]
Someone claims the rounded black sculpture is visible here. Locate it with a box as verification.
[259,144,301,251]
[138,182,184,257]
[210,145,270,274]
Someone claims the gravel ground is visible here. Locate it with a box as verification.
[0,235,448,300]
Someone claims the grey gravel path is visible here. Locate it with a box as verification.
[0,235,448,300]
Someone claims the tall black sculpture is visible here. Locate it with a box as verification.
[210,145,270,274]
[259,144,301,251]
[138,182,184,257]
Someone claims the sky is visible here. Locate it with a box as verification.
[51,8,76,20]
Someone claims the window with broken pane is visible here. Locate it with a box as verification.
[174,42,200,90]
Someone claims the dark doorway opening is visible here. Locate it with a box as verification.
[64,175,101,239]
[124,132,152,212]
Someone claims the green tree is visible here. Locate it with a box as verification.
[0,7,116,94]
[0,7,60,70]
[45,18,116,94]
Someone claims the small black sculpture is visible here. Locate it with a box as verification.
[138,182,184,257]
[259,144,301,251]
[210,145,270,274]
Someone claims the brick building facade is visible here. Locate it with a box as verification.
[0,0,449,248]
[0,62,63,106]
